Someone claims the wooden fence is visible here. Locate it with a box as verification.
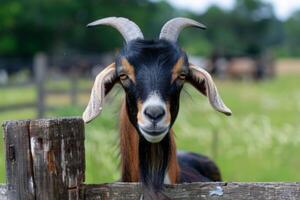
[0,53,91,118]
[1,117,300,199]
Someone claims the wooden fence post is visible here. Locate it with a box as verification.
[70,69,79,106]
[4,118,85,200]
[4,120,34,200]
[34,53,47,118]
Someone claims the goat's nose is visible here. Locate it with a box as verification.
[144,106,165,122]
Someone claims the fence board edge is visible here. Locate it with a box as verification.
[82,182,300,200]
[0,184,7,200]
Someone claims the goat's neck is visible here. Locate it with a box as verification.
[119,100,179,186]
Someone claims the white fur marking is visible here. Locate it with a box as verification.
[138,91,170,143]
[139,128,168,143]
[164,173,171,184]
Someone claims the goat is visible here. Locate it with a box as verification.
[83,17,232,199]
[227,57,256,79]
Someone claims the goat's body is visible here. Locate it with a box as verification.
[177,152,221,182]
[119,100,221,186]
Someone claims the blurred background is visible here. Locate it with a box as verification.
[0,0,299,183]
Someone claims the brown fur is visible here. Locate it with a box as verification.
[119,99,180,184]
[164,102,171,125]
[171,58,184,83]
[137,100,145,124]
[120,99,139,182]
[167,129,180,183]
[121,58,136,82]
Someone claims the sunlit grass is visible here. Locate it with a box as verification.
[0,87,36,106]
[0,74,299,183]
[175,75,300,181]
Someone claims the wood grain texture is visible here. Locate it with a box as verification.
[82,182,300,200]
[29,117,85,200]
[0,185,7,200]
[1,182,300,200]
[3,120,35,200]
[3,118,85,200]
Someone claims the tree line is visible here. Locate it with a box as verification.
[0,0,299,58]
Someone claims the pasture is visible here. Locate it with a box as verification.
[0,68,299,184]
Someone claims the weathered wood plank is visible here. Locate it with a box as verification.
[82,182,300,200]
[1,182,300,200]
[29,117,85,200]
[0,185,7,200]
[3,120,35,200]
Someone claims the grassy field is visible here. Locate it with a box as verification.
[0,74,300,183]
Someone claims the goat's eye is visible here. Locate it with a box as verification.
[178,73,187,80]
[119,74,129,80]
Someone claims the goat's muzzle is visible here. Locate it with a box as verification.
[137,93,170,143]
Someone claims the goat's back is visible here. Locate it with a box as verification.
[177,151,222,182]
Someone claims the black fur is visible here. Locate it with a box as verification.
[139,133,171,192]
[116,39,188,128]
[115,39,221,195]
[177,152,222,182]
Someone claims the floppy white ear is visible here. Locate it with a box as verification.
[188,64,232,116]
[82,63,117,123]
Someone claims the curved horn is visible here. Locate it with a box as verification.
[159,17,206,42]
[87,17,144,43]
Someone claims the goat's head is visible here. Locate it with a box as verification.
[83,17,232,143]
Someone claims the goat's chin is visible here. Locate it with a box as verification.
[138,126,169,143]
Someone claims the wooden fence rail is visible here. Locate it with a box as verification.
[1,118,300,200]
[0,53,92,117]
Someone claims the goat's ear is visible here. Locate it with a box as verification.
[83,63,117,123]
[187,63,232,116]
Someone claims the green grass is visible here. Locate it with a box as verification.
[0,87,36,106]
[0,75,300,183]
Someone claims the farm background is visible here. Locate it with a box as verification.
[1,0,300,184]
[0,61,299,183]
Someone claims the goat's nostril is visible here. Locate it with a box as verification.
[144,106,165,121]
